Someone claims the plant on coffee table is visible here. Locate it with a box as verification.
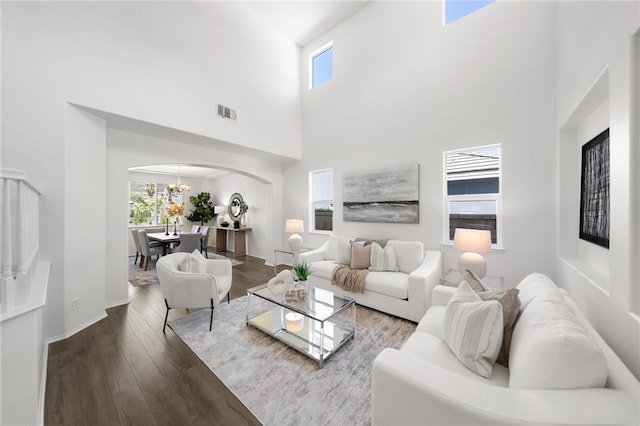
[293,262,310,282]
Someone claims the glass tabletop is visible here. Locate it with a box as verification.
[247,283,354,322]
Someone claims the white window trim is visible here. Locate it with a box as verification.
[309,168,333,234]
[308,41,333,90]
[442,144,503,248]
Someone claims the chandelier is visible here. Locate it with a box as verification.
[167,165,191,193]
[165,165,190,217]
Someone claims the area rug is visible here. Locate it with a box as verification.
[129,253,243,287]
[169,297,415,425]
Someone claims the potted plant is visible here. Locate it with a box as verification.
[293,262,311,283]
[185,192,216,225]
[286,262,310,303]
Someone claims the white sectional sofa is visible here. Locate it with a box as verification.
[298,235,442,322]
[371,273,640,425]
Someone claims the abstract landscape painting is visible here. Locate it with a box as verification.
[343,164,419,223]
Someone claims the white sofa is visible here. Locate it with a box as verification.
[298,235,442,322]
[371,273,640,425]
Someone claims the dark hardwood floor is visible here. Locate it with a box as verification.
[45,252,282,425]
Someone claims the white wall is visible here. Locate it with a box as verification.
[209,173,275,260]
[556,1,640,378]
[64,106,108,333]
[287,1,557,288]
[2,1,300,339]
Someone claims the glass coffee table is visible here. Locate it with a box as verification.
[246,283,356,367]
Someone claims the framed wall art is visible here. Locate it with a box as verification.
[343,163,419,224]
[579,128,610,248]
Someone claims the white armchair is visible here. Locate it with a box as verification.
[157,252,232,332]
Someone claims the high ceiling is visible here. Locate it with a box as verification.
[246,1,372,46]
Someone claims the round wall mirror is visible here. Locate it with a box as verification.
[228,193,244,221]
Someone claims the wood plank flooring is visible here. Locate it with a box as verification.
[45,253,284,425]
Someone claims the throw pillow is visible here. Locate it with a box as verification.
[179,250,207,273]
[350,242,371,270]
[369,242,399,272]
[335,238,354,265]
[443,281,504,378]
[462,269,490,291]
[477,288,521,367]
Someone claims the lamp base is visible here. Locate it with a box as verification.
[458,252,487,278]
[288,233,303,251]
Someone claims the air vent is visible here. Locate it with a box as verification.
[217,104,237,122]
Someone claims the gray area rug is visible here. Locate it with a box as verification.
[169,296,415,425]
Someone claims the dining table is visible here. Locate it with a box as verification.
[148,232,181,254]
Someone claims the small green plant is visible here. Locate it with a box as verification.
[293,262,311,281]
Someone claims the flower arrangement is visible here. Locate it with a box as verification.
[166,200,185,216]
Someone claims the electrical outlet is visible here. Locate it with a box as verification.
[71,298,79,311]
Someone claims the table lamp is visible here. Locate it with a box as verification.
[285,219,304,250]
[214,206,225,226]
[453,228,492,278]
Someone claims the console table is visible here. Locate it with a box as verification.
[215,227,251,257]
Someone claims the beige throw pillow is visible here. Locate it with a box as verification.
[443,281,504,378]
[350,242,371,269]
[477,288,521,367]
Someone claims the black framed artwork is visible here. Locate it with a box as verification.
[579,128,610,248]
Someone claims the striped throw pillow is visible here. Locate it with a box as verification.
[369,242,399,272]
[443,281,504,378]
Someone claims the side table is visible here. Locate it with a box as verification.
[273,247,312,275]
[440,269,504,290]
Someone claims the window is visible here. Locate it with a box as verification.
[129,181,180,225]
[444,145,501,246]
[310,169,333,232]
[310,42,333,89]
[444,0,495,25]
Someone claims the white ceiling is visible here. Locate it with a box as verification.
[246,1,371,46]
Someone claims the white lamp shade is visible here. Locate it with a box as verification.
[453,228,491,253]
[214,205,225,214]
[285,219,304,233]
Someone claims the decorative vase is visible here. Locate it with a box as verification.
[268,270,293,296]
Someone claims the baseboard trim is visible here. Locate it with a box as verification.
[45,311,108,345]
[105,297,130,310]
[38,340,50,426]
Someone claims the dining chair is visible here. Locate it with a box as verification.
[131,228,162,265]
[191,225,200,233]
[131,228,142,265]
[157,251,232,332]
[176,232,202,253]
[137,230,165,270]
[200,226,211,258]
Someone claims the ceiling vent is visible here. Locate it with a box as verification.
[217,104,237,122]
